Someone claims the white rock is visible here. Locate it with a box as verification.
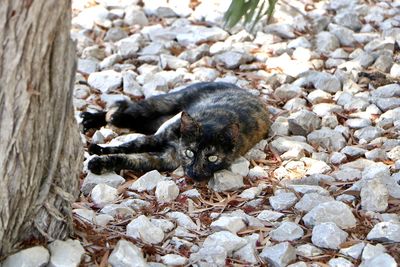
[1,246,50,267]
[229,156,250,177]
[176,26,228,46]
[88,70,122,93]
[354,126,383,143]
[287,184,329,196]
[77,58,98,75]
[202,231,247,255]
[390,63,400,77]
[209,170,244,192]
[288,262,308,267]
[333,168,362,182]
[100,203,134,218]
[260,242,296,267]
[270,136,314,154]
[82,172,125,195]
[307,127,347,151]
[109,239,147,267]
[117,34,144,59]
[48,239,85,267]
[328,257,354,267]
[362,243,386,262]
[166,211,197,230]
[129,170,167,192]
[270,222,304,241]
[124,6,148,26]
[73,208,95,223]
[303,201,356,229]
[189,245,227,266]
[302,157,331,175]
[387,146,400,161]
[72,6,109,30]
[155,180,179,202]
[316,31,340,53]
[122,70,143,97]
[91,183,119,207]
[340,242,365,260]
[288,110,321,136]
[311,222,348,249]
[360,253,397,267]
[239,184,266,199]
[181,188,201,198]
[95,214,114,226]
[160,54,189,70]
[215,51,252,69]
[232,233,259,264]
[161,254,188,266]
[367,222,400,242]
[361,179,389,212]
[210,216,246,234]
[264,23,295,39]
[126,215,165,244]
[257,210,285,222]
[150,218,175,233]
[295,193,334,212]
[269,192,298,211]
[296,244,323,257]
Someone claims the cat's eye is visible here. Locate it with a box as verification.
[208,155,218,162]
[185,149,194,158]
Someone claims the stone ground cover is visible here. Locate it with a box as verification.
[2,0,400,266]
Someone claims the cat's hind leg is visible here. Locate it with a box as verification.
[87,148,179,175]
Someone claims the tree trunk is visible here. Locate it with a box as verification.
[0,0,83,256]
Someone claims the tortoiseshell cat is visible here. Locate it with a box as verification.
[82,82,270,181]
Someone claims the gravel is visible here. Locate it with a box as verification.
[65,0,400,265]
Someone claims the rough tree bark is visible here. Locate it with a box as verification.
[0,0,83,256]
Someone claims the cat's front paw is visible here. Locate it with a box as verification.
[80,111,107,132]
[87,157,106,175]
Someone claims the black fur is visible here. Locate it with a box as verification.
[83,82,270,181]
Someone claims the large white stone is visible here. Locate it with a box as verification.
[129,170,167,192]
[166,211,197,230]
[155,180,179,202]
[88,70,122,93]
[48,239,85,267]
[209,170,244,192]
[91,183,119,207]
[202,231,247,255]
[210,216,246,234]
[160,254,188,266]
[367,222,400,242]
[1,246,50,267]
[126,215,165,244]
[360,179,389,212]
[311,222,348,249]
[270,222,304,241]
[303,201,356,229]
[82,172,125,195]
[108,239,147,267]
[260,242,296,267]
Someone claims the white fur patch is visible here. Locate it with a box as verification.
[155,112,182,136]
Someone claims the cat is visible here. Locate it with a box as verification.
[81,82,270,181]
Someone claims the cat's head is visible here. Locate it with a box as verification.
[179,112,239,181]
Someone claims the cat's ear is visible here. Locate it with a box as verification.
[180,112,200,137]
[219,123,240,144]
